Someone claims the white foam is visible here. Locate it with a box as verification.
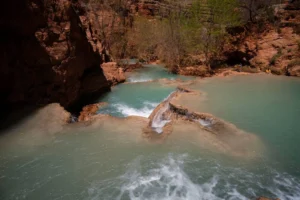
[127,76,153,83]
[85,154,300,200]
[115,102,158,118]
[151,103,171,134]
[151,92,176,133]
[117,155,222,200]
[197,119,211,127]
[267,172,300,200]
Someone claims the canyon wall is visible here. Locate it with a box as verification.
[0,0,111,111]
[226,1,300,76]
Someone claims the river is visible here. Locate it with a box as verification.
[0,64,300,200]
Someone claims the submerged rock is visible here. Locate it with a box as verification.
[257,197,280,200]
[0,103,71,148]
[78,102,108,122]
[147,87,263,157]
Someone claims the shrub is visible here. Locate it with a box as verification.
[293,25,300,35]
[287,59,300,68]
[270,66,284,75]
[269,48,282,65]
[277,27,282,34]
[234,65,259,73]
[240,66,259,73]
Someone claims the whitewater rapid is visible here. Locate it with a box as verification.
[85,154,300,200]
[114,101,159,118]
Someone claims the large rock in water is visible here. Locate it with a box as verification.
[0,0,111,111]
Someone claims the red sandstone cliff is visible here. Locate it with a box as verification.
[0,0,112,110]
[226,2,300,76]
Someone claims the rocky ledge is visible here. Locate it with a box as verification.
[0,0,130,115]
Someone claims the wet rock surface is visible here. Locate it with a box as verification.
[78,102,108,122]
[146,86,262,157]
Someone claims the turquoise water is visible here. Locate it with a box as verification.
[97,82,175,117]
[189,75,300,178]
[98,64,191,117]
[0,68,300,200]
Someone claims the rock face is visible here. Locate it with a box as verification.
[249,27,300,76]
[78,102,107,122]
[101,62,126,85]
[227,2,300,77]
[0,0,111,110]
[129,0,167,16]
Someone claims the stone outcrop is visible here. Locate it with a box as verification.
[145,87,262,157]
[78,102,107,122]
[101,62,126,85]
[0,0,113,112]
[226,2,300,77]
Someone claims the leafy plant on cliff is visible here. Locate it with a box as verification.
[269,48,282,66]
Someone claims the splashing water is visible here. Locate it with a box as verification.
[115,102,158,118]
[85,154,300,200]
[1,68,300,200]
[151,103,171,134]
[117,155,220,200]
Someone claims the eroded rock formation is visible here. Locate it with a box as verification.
[78,102,107,122]
[226,2,300,77]
[0,0,114,112]
[145,87,262,157]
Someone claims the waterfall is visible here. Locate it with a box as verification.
[150,92,176,133]
[151,103,171,134]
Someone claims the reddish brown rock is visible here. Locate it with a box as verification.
[78,102,108,122]
[0,0,111,111]
[249,27,300,75]
[288,65,300,76]
[227,2,300,77]
[101,62,126,85]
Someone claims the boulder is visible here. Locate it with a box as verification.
[78,102,108,122]
[288,65,300,76]
[101,62,126,85]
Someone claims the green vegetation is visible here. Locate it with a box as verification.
[128,0,242,70]
[287,59,300,68]
[269,48,282,66]
[83,0,281,70]
[83,0,132,61]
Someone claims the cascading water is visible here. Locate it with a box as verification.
[151,103,171,134]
